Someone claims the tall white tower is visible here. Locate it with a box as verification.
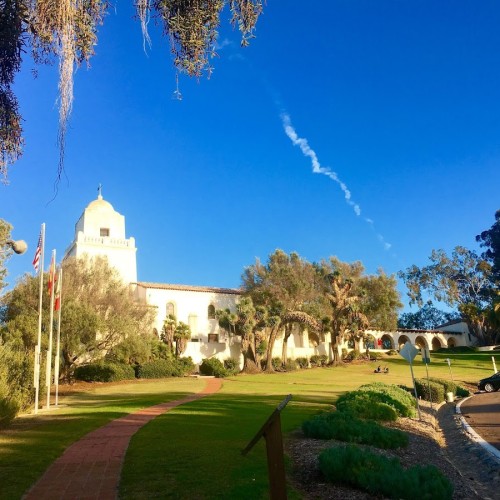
[64,189,137,284]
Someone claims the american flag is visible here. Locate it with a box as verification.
[32,232,42,272]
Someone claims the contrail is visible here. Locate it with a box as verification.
[281,113,391,251]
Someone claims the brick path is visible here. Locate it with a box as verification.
[23,378,222,500]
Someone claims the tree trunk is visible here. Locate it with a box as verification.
[265,325,280,372]
[332,334,341,366]
[281,324,293,366]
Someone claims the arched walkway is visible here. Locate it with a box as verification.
[447,337,456,348]
[24,378,222,500]
[415,336,428,349]
[432,337,442,350]
[381,334,394,349]
[398,335,410,350]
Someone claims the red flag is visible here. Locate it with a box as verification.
[32,232,42,272]
[54,268,62,311]
[48,252,56,295]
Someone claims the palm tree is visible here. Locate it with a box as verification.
[174,322,191,357]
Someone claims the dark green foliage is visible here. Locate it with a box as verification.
[386,349,398,355]
[223,358,240,375]
[284,359,298,371]
[199,357,227,378]
[74,362,136,382]
[456,386,470,397]
[310,354,328,367]
[319,445,453,499]
[296,357,309,369]
[303,411,407,448]
[0,394,19,429]
[415,379,445,403]
[271,357,282,371]
[337,383,416,418]
[428,377,470,399]
[335,392,398,421]
[138,358,194,379]
[436,346,475,353]
[344,349,363,361]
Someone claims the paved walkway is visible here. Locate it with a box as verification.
[23,378,222,500]
[437,401,500,500]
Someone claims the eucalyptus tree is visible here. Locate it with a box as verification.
[399,247,493,344]
[476,209,500,287]
[242,250,323,370]
[1,0,264,181]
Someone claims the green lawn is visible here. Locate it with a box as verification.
[0,352,497,499]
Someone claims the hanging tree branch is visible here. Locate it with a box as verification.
[0,0,264,182]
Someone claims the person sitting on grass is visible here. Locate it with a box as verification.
[374,365,382,373]
[384,367,389,374]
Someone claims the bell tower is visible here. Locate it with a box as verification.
[64,189,137,284]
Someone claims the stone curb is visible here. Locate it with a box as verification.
[455,395,500,462]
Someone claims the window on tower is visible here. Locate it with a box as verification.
[100,228,110,237]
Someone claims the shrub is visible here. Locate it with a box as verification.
[284,359,298,371]
[319,445,453,500]
[272,357,283,371]
[296,357,309,369]
[415,379,445,403]
[337,383,416,418]
[74,362,136,382]
[137,357,194,378]
[223,358,240,375]
[428,377,470,398]
[303,411,407,448]
[0,397,19,429]
[344,349,362,361]
[310,354,328,367]
[335,392,398,421]
[199,358,227,378]
[386,349,398,356]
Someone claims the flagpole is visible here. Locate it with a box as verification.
[54,267,63,407]
[46,249,56,409]
[34,223,45,415]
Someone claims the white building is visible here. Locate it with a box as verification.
[65,193,473,368]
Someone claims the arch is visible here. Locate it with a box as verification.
[381,334,394,350]
[208,304,216,319]
[398,335,410,350]
[347,338,355,349]
[447,337,456,348]
[414,336,428,349]
[431,337,442,350]
[365,334,376,350]
[166,301,176,318]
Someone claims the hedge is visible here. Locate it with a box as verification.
[415,379,445,403]
[74,362,136,382]
[137,358,194,379]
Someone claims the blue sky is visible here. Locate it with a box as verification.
[2,1,500,312]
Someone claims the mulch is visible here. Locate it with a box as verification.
[286,399,500,500]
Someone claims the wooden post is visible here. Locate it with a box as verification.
[242,395,292,500]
